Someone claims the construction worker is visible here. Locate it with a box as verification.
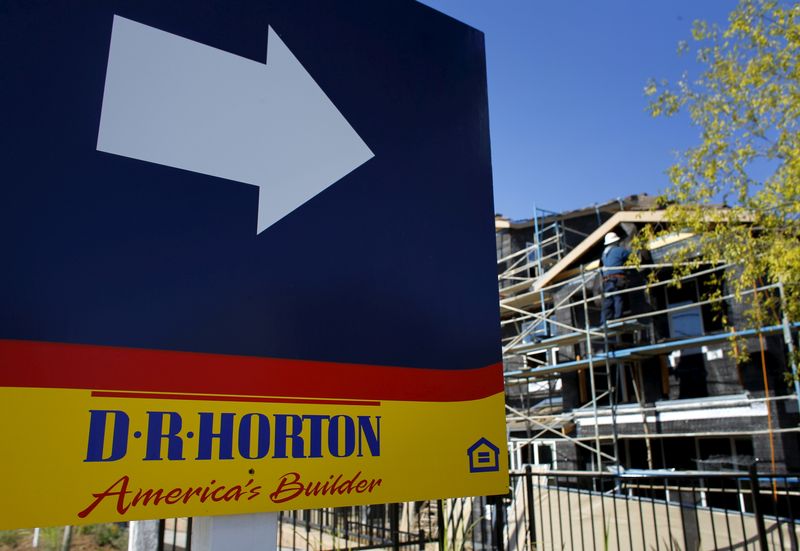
[600,231,630,324]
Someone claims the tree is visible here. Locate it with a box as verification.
[640,0,800,335]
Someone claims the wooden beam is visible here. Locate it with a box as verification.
[531,210,668,293]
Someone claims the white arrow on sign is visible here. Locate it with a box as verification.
[97,15,374,234]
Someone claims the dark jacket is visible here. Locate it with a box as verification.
[602,244,630,276]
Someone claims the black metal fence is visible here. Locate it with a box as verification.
[158,469,799,550]
[276,468,800,551]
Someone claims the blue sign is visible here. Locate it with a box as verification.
[1,0,499,371]
[0,0,508,526]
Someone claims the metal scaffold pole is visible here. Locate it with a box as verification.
[581,265,603,470]
[533,204,549,338]
[778,280,800,413]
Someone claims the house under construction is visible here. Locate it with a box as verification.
[496,194,800,476]
[274,193,800,551]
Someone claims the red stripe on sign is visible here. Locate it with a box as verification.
[91,390,381,407]
[0,340,503,402]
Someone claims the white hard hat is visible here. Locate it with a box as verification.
[604,231,621,246]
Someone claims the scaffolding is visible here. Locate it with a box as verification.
[497,201,800,475]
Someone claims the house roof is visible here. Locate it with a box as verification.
[495,193,658,231]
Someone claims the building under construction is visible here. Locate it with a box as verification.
[272,194,800,551]
[497,194,800,476]
[277,195,800,551]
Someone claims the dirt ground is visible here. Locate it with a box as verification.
[0,528,125,551]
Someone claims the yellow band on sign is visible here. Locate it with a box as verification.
[0,340,508,528]
[0,386,508,528]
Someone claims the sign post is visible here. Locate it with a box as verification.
[191,513,277,551]
[0,0,506,533]
[128,520,159,551]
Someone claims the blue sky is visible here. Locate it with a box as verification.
[419,1,736,220]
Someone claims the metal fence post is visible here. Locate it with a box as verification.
[749,464,769,551]
[525,466,537,549]
[492,497,505,551]
[437,500,446,551]
[157,519,165,551]
[390,503,400,551]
